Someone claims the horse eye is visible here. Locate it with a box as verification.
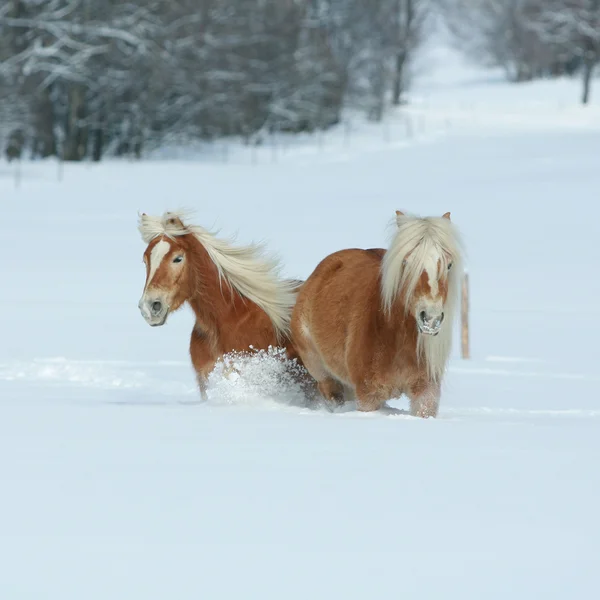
[173,256,184,264]
[448,262,453,270]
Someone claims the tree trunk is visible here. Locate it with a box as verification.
[392,52,406,106]
[64,85,87,161]
[581,60,595,105]
[31,87,57,158]
[370,56,386,122]
[92,127,104,162]
[133,132,143,159]
[392,0,413,106]
[581,0,599,105]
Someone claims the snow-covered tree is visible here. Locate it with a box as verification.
[439,0,598,101]
[0,0,433,160]
[528,0,600,103]
[439,0,562,82]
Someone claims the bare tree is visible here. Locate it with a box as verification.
[439,0,561,82]
[392,0,430,105]
[528,0,600,104]
[0,0,434,161]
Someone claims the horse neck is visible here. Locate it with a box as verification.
[375,283,419,353]
[185,241,239,334]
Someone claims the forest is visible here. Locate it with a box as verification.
[1,0,598,162]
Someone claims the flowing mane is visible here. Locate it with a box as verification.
[138,210,298,337]
[381,212,464,382]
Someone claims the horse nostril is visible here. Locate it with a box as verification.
[439,312,445,323]
[151,301,162,314]
[419,311,427,322]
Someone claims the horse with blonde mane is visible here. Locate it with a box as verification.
[137,211,302,400]
[291,210,463,417]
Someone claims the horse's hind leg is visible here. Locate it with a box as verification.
[303,351,344,406]
[301,354,346,408]
[291,323,345,407]
[318,377,345,406]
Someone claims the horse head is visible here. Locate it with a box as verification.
[138,213,194,327]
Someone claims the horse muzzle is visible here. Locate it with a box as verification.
[417,310,444,336]
[139,297,170,327]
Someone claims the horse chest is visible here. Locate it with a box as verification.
[383,347,421,390]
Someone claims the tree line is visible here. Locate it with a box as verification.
[440,0,599,104]
[0,0,428,162]
[0,1,597,163]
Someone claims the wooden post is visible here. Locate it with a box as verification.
[14,158,21,189]
[461,271,470,359]
[343,120,351,147]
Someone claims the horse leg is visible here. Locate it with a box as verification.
[291,317,343,406]
[196,373,209,402]
[408,381,441,418]
[302,353,346,408]
[189,327,215,402]
[354,383,386,412]
[317,377,345,406]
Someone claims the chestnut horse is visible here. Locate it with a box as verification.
[138,211,302,400]
[291,210,463,417]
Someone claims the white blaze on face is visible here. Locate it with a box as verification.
[424,254,440,299]
[145,238,171,292]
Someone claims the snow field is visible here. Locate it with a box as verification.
[1,54,599,598]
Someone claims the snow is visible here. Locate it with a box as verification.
[1,45,600,599]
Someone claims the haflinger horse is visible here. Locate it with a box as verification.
[137,211,302,400]
[291,210,463,418]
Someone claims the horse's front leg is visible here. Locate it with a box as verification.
[408,381,441,418]
[354,381,387,412]
[190,327,215,402]
[196,373,209,402]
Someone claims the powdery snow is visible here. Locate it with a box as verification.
[1,52,599,600]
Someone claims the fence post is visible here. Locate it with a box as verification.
[343,120,351,147]
[14,158,21,189]
[461,270,470,359]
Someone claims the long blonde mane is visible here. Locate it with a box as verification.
[381,212,464,383]
[138,210,298,338]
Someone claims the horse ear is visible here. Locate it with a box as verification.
[442,212,451,221]
[164,213,185,230]
[395,210,404,217]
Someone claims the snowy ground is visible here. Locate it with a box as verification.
[1,46,600,599]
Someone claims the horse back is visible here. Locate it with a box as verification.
[364,248,386,260]
[296,247,385,314]
[309,247,385,278]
